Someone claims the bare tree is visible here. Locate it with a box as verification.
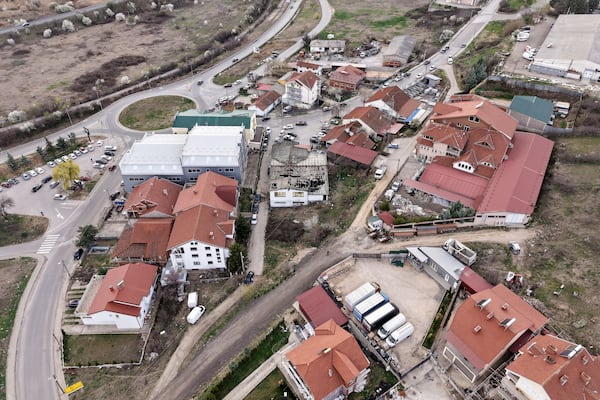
[0,196,15,219]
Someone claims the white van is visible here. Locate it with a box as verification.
[447,56,453,65]
[187,292,198,309]
[386,322,414,348]
[104,145,117,152]
[377,313,407,339]
[186,305,206,324]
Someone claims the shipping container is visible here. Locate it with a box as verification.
[353,292,389,322]
[344,282,377,311]
[362,303,399,332]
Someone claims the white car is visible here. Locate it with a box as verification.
[234,80,242,85]
[416,73,423,79]
[47,161,56,168]
[101,155,112,161]
[74,150,82,156]
[53,194,68,201]
[283,124,294,130]
[35,167,45,174]
[27,169,38,177]
[69,153,77,160]
[61,155,69,162]
[429,65,436,71]
[251,213,258,225]
[186,305,206,324]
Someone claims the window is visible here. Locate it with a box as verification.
[205,246,211,250]
[215,249,220,253]
[206,253,212,258]
[293,192,304,197]
[193,261,201,265]
[456,122,462,128]
[192,254,199,258]
[208,261,213,265]
[463,125,470,132]
[190,247,197,251]
[468,116,479,123]
[274,192,286,197]
[218,168,223,172]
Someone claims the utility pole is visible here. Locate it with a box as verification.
[60,260,71,279]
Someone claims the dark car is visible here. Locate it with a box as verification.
[196,80,204,86]
[74,248,84,260]
[232,57,239,63]
[424,60,431,65]
[261,116,271,121]
[1,181,11,189]
[104,151,116,157]
[41,176,53,184]
[223,82,233,88]
[108,165,117,172]
[95,159,108,165]
[243,271,255,284]
[295,121,307,126]
[31,184,43,193]
[68,299,79,309]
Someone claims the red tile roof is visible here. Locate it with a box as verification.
[478,132,553,216]
[366,86,419,117]
[288,71,319,89]
[253,90,281,111]
[287,320,369,400]
[420,123,469,151]
[113,219,173,263]
[173,171,237,215]
[507,334,600,400]
[88,263,158,316]
[330,65,366,86]
[460,266,493,294]
[256,83,273,92]
[378,211,395,226]
[431,96,518,140]
[297,60,321,70]
[297,286,348,327]
[343,106,392,136]
[328,141,378,166]
[168,204,235,249]
[123,177,183,218]
[323,122,375,149]
[446,284,548,371]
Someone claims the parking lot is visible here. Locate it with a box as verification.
[326,257,445,371]
[501,17,555,77]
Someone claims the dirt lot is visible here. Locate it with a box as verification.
[327,258,445,372]
[0,0,248,117]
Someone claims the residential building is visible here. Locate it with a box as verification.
[443,284,548,383]
[77,263,158,330]
[342,106,394,140]
[296,60,323,75]
[122,176,182,218]
[297,286,348,328]
[329,65,366,91]
[321,121,375,149]
[167,171,238,270]
[435,0,479,7]
[269,143,329,208]
[119,126,247,192]
[529,15,600,81]
[171,109,257,140]
[248,90,281,117]
[508,95,555,133]
[327,141,378,168]
[283,71,321,109]
[460,266,493,295]
[365,86,421,121]
[283,320,370,400]
[309,39,346,54]
[382,35,416,67]
[406,246,467,290]
[113,219,173,265]
[501,334,600,400]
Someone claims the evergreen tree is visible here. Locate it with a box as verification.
[20,155,31,169]
[44,137,57,159]
[56,136,68,152]
[36,146,46,161]
[6,153,18,172]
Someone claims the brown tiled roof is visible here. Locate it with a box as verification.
[288,71,319,88]
[343,106,392,136]
[431,97,518,140]
[366,86,418,116]
[346,131,375,149]
[507,334,600,400]
[88,263,158,316]
[123,177,183,218]
[297,60,321,70]
[322,125,350,143]
[446,284,548,371]
[286,320,369,400]
[254,90,281,111]
[322,122,374,149]
[420,123,469,151]
[330,65,366,86]
[173,171,237,215]
[167,204,235,250]
[328,141,378,166]
[297,286,348,327]
[113,219,173,262]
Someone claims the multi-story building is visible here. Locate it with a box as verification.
[283,71,320,109]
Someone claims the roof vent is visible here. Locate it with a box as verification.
[502,303,509,310]
[476,298,491,309]
[499,317,516,330]
[109,285,114,291]
[486,311,494,320]
[581,371,591,385]
[544,355,556,364]
[475,102,484,109]
[117,280,125,290]
[193,189,197,194]
[473,325,482,334]
[545,344,558,355]
[328,368,333,377]
[163,189,168,196]
[560,375,568,386]
[209,231,214,239]
[583,355,590,365]
[213,209,218,216]
[323,348,331,354]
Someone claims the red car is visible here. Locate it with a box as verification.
[79,176,90,181]
[108,165,117,172]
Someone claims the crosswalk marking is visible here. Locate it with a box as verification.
[37,234,60,254]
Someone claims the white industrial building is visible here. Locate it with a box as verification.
[119,126,247,192]
[529,14,600,81]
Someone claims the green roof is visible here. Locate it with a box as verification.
[172,109,255,130]
[509,96,554,123]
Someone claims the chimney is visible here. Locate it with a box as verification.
[502,303,509,310]
[209,231,214,239]
[213,209,218,216]
[322,348,331,354]
[473,325,482,334]
[117,280,125,290]
[109,285,114,291]
[163,189,168,196]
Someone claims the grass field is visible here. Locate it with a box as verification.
[244,369,297,400]
[63,334,143,366]
[0,215,47,246]
[118,96,195,131]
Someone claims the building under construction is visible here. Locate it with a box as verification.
[269,142,329,208]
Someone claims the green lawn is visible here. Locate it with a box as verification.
[118,96,195,131]
[63,334,143,366]
[244,369,297,400]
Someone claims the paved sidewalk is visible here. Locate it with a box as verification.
[150,285,246,398]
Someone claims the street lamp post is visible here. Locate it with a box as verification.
[60,260,71,279]
[92,86,102,110]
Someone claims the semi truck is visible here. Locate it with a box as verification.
[386,322,415,348]
[344,282,377,311]
[377,313,407,339]
[353,292,389,322]
[362,302,399,332]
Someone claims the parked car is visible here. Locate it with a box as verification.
[223,82,233,88]
[69,153,77,160]
[251,213,258,224]
[53,193,68,200]
[283,134,295,141]
[35,167,45,174]
[416,73,423,79]
[186,305,206,324]
[74,248,84,260]
[92,163,105,169]
[391,181,401,192]
[55,158,63,165]
[31,184,43,193]
[104,151,115,157]
[1,181,12,189]
[509,241,521,255]
[68,299,79,309]
[79,176,90,181]
[196,80,204,86]
[61,155,70,162]
[283,124,294,130]
[47,161,56,168]
[41,176,52,184]
[423,60,431,65]
[101,155,112,161]
[74,150,82,157]
[388,143,399,149]
[8,178,19,185]
[322,106,331,112]
[108,165,117,172]
[27,169,38,177]
[49,181,60,189]
[283,105,293,113]
[95,159,108,165]
[231,57,239,63]
[243,271,255,284]
[295,120,307,126]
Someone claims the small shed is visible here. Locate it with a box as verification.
[297,286,348,328]
[460,266,493,294]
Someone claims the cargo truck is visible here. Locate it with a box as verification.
[377,313,407,339]
[353,292,389,322]
[362,302,399,332]
[344,282,377,311]
[386,322,414,348]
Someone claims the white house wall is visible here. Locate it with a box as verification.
[270,189,309,207]
[81,310,143,330]
[170,241,228,270]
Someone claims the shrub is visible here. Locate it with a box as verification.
[81,16,92,26]
[115,13,126,22]
[43,28,52,38]
[55,4,74,13]
[8,110,26,123]
[62,20,75,32]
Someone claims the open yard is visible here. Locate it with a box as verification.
[118,96,195,131]
[63,334,143,366]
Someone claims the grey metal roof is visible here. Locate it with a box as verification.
[418,246,466,280]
